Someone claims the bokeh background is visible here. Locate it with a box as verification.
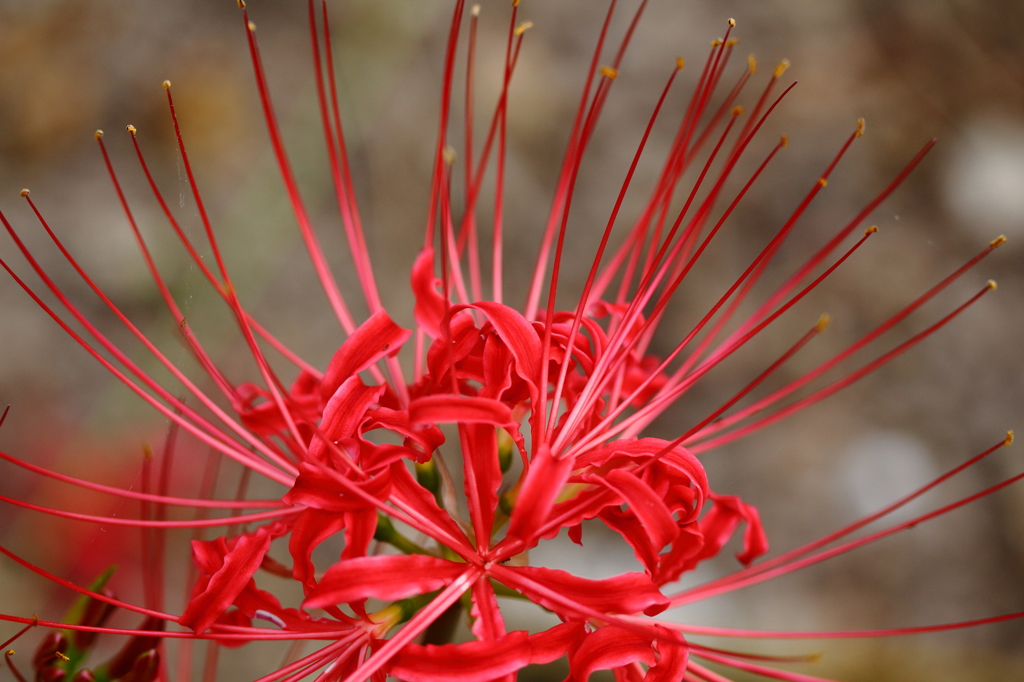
[1,0,1022,680]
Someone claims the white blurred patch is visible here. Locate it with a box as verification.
[944,113,1024,239]
[838,431,938,521]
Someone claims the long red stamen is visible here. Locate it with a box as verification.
[14,192,301,474]
[691,651,835,682]
[690,236,1004,445]
[0,213,293,485]
[237,7,356,335]
[548,60,684,435]
[462,4,482,303]
[0,545,178,622]
[0,614,361,642]
[423,0,466,250]
[308,0,380,315]
[691,280,998,452]
[640,610,1024,639]
[677,435,1011,601]
[127,129,322,379]
[4,650,28,682]
[0,450,280,509]
[525,0,620,320]
[610,225,875,444]
[0,622,35,651]
[162,80,310,450]
[340,569,479,682]
[0,495,302,528]
[732,134,934,341]
[677,455,1024,605]
[98,132,237,403]
[661,120,864,392]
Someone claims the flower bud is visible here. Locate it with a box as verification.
[69,670,96,682]
[414,457,440,494]
[32,633,68,670]
[72,589,117,650]
[98,618,163,681]
[36,665,67,682]
[117,650,159,682]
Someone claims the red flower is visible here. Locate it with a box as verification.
[0,1,1021,681]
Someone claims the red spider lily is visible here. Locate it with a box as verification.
[0,1,1021,681]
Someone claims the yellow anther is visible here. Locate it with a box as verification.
[711,38,723,47]
[514,21,533,36]
[237,0,245,7]
[248,21,256,31]
[6,650,14,656]
[774,59,791,78]
[816,313,831,332]
[726,38,739,47]
[19,189,29,197]
[162,80,172,90]
[990,234,1007,248]
[599,66,618,79]
[865,225,878,235]
[442,146,457,166]
[471,4,480,17]
[732,106,744,116]
[512,0,519,6]
[126,124,137,135]
[856,117,866,137]
[818,178,828,188]
[780,135,789,148]
[676,56,685,70]
[747,54,757,74]
[987,279,997,290]
[728,18,736,27]
[1006,430,1014,446]
[55,652,70,662]
[94,130,104,140]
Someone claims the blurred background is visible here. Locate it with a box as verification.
[1,0,1022,680]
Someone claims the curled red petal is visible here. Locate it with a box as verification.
[689,493,769,569]
[409,394,513,426]
[600,508,660,576]
[569,626,656,681]
[386,623,583,682]
[283,462,392,512]
[321,309,410,400]
[569,624,687,682]
[600,469,679,551]
[643,627,688,682]
[365,407,446,454]
[303,555,465,608]
[472,301,542,392]
[412,248,446,338]
[722,493,769,566]
[180,526,274,633]
[341,509,377,560]
[507,444,574,543]
[309,375,385,462]
[499,565,669,617]
[469,577,505,642]
[460,422,501,548]
[288,508,348,589]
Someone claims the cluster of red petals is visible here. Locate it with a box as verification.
[1,1,1020,682]
[179,279,767,679]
